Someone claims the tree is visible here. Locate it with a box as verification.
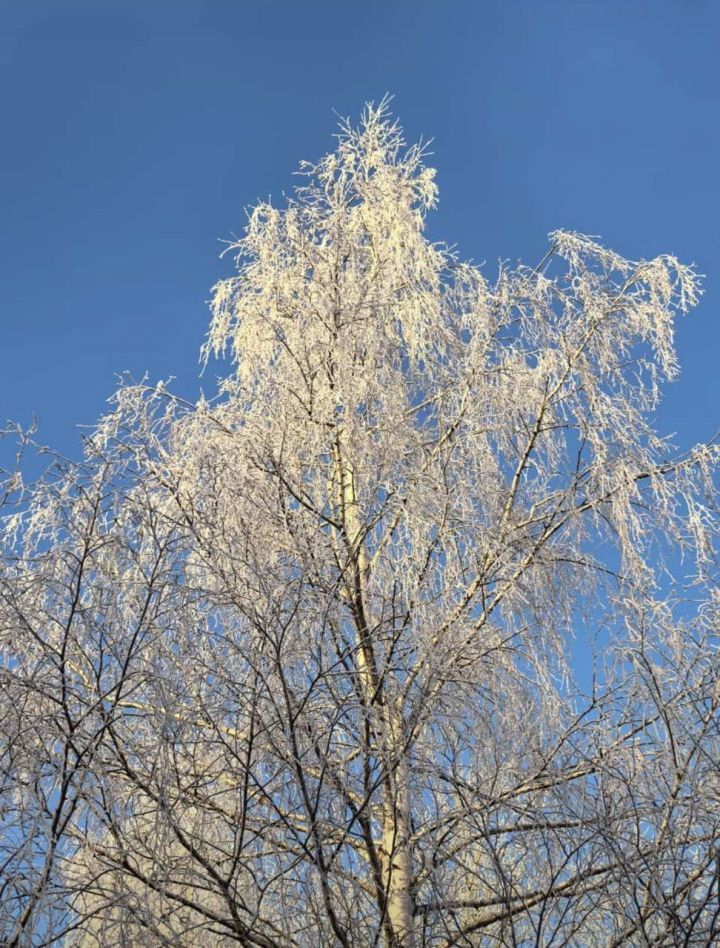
[1,101,719,946]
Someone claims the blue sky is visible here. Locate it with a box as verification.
[1,0,718,458]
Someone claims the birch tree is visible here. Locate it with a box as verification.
[1,101,719,946]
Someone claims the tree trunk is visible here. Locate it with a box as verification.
[381,733,416,947]
[334,434,416,946]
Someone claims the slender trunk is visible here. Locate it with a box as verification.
[381,724,416,947]
[333,433,416,946]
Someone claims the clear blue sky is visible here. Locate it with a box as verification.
[1,0,718,457]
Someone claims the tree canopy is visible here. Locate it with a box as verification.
[1,102,719,947]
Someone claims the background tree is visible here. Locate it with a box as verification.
[1,102,719,946]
